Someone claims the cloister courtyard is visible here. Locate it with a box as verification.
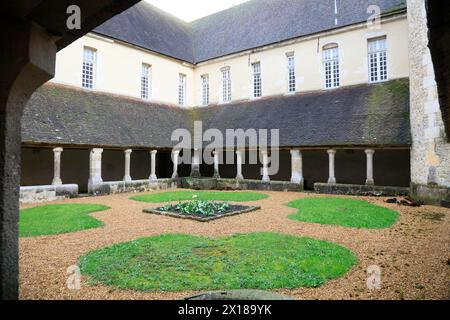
[18,190,449,300]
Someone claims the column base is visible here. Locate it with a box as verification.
[365,179,375,186]
[149,175,157,181]
[123,176,132,183]
[236,174,244,181]
[171,172,179,179]
[327,178,337,185]
[52,178,62,186]
[262,176,270,183]
[290,174,303,185]
[190,169,201,177]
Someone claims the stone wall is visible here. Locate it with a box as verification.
[19,184,78,204]
[181,177,303,192]
[314,183,409,197]
[407,0,450,205]
[88,179,179,196]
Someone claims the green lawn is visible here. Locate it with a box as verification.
[79,232,357,292]
[288,197,398,229]
[20,203,110,237]
[130,190,268,203]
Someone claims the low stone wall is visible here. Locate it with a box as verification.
[181,177,303,192]
[314,183,409,197]
[89,179,180,196]
[20,184,78,204]
[410,183,450,207]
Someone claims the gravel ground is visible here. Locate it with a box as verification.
[19,190,450,300]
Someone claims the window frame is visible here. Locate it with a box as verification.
[141,63,151,100]
[221,67,231,103]
[286,52,296,93]
[178,73,186,106]
[251,62,262,98]
[200,74,209,106]
[368,37,388,83]
[82,47,97,89]
[322,44,340,89]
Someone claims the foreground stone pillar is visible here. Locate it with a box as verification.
[149,150,157,181]
[290,149,304,185]
[365,149,375,186]
[327,149,337,185]
[236,150,244,180]
[52,147,63,185]
[190,148,201,177]
[0,23,56,299]
[123,149,132,182]
[172,150,180,179]
[88,148,103,191]
[213,150,220,178]
[261,150,270,182]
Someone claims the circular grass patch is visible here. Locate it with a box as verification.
[130,190,268,203]
[20,203,110,237]
[288,197,398,229]
[79,232,357,292]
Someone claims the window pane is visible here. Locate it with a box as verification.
[82,48,96,89]
[368,38,388,83]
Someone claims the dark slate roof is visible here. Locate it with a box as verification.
[94,1,195,62]
[191,0,407,62]
[22,84,192,149]
[22,79,410,148]
[92,0,406,63]
[196,78,411,147]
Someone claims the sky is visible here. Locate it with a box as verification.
[144,0,251,22]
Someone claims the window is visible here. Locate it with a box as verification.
[141,64,151,100]
[252,62,262,98]
[221,68,231,102]
[178,73,186,106]
[323,45,340,89]
[287,53,296,93]
[201,74,209,106]
[82,47,96,89]
[368,37,388,83]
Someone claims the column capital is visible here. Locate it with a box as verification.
[172,149,180,155]
[124,149,132,155]
[91,148,103,154]
[150,150,158,155]
[53,147,63,153]
[365,149,375,155]
[327,149,336,155]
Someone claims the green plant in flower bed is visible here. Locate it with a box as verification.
[160,200,231,216]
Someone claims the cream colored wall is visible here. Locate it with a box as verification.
[194,17,409,105]
[52,16,408,108]
[52,34,195,107]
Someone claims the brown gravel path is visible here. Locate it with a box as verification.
[19,190,450,300]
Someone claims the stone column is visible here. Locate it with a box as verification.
[123,149,132,182]
[149,150,157,181]
[327,149,337,185]
[213,150,220,178]
[261,150,270,182]
[0,23,56,299]
[290,149,304,185]
[88,148,103,189]
[236,150,244,180]
[190,148,201,177]
[172,150,180,179]
[365,149,375,186]
[52,147,63,185]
